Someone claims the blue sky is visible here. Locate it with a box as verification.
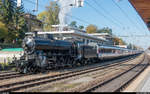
[22,0,150,49]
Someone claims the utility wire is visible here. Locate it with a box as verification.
[92,0,129,36]
[117,35,150,37]
[24,0,45,8]
[111,0,143,34]
[66,14,91,25]
[92,0,124,27]
[84,0,121,28]
[24,0,93,25]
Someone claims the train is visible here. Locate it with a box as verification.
[14,32,143,73]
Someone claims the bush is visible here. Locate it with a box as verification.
[0,21,8,43]
[0,62,9,70]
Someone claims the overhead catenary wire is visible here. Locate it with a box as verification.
[116,35,150,37]
[92,0,124,27]
[111,0,144,34]
[84,0,122,28]
[92,0,129,36]
[24,0,95,26]
[24,0,44,8]
[24,0,147,35]
[111,0,149,46]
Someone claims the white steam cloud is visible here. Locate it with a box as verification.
[58,0,74,26]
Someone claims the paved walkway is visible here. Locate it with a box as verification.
[140,51,150,92]
[140,70,150,92]
[123,51,150,92]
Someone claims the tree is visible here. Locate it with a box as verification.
[0,21,8,42]
[37,11,49,30]
[69,21,77,28]
[46,1,60,25]
[79,25,84,30]
[69,21,84,30]
[96,27,112,35]
[37,11,48,22]
[86,24,97,34]
[0,0,16,43]
[37,1,60,31]
[113,37,126,45]
[0,0,27,43]
[127,44,137,50]
[0,0,15,24]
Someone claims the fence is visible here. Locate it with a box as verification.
[0,43,21,49]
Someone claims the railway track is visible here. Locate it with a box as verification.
[0,73,27,80]
[0,70,30,80]
[23,58,138,92]
[81,54,149,92]
[0,71,15,74]
[0,55,137,81]
[0,56,135,83]
[0,54,142,92]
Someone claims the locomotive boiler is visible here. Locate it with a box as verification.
[16,32,98,73]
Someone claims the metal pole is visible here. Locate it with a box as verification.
[35,0,38,12]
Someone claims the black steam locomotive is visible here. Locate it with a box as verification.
[15,32,142,73]
[15,32,98,73]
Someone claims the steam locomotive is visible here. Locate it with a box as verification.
[15,32,142,73]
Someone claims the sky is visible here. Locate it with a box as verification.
[22,0,150,50]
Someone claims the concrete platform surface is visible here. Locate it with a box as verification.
[123,51,150,92]
[140,72,150,92]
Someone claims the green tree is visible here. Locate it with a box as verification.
[0,21,8,42]
[46,1,60,25]
[37,1,60,31]
[127,44,137,50]
[0,0,27,43]
[69,21,77,28]
[0,0,15,24]
[97,27,112,35]
[37,11,48,22]
[37,11,49,30]
[79,25,84,30]
[86,24,97,34]
[113,37,126,45]
[13,6,28,41]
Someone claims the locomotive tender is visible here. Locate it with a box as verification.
[15,32,142,73]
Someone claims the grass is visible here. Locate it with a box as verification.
[55,83,81,92]
[0,62,15,71]
[0,62,9,69]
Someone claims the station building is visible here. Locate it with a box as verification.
[37,25,114,46]
[89,33,115,46]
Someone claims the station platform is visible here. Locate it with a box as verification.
[123,51,150,92]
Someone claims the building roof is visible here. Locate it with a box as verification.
[38,30,108,42]
[129,0,150,30]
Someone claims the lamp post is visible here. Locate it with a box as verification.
[33,0,38,12]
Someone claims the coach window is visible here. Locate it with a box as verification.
[87,40,89,44]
